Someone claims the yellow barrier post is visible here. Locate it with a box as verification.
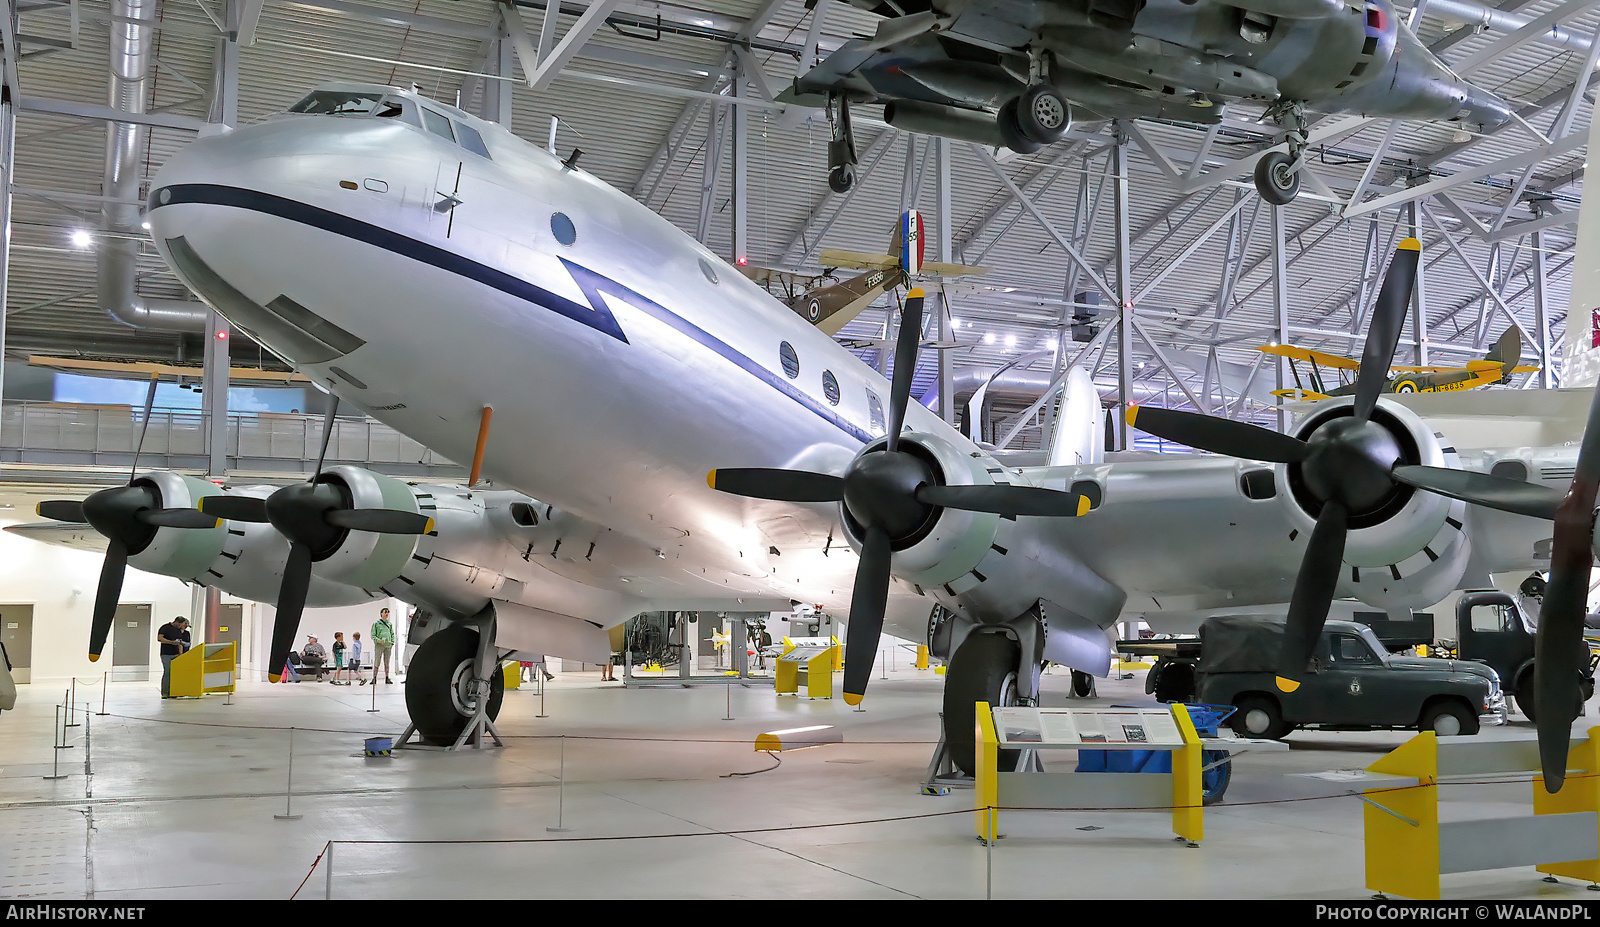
[503,663,521,690]
[1364,732,1440,900]
[1535,728,1600,883]
[1169,703,1204,844]
[974,700,999,843]
[915,645,929,670]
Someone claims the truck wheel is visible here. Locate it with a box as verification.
[1231,695,1290,739]
[1518,669,1538,722]
[1154,663,1195,703]
[943,632,1023,777]
[1420,699,1479,736]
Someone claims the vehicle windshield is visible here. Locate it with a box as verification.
[288,91,387,116]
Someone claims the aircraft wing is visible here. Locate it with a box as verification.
[3,521,109,553]
[819,248,899,271]
[921,261,989,277]
[1256,344,1361,369]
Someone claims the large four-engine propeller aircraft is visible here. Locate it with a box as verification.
[785,0,1513,204]
[20,83,1594,784]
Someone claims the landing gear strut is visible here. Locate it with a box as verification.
[827,93,858,194]
[1255,102,1307,206]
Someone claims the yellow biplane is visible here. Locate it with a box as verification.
[1260,325,1539,401]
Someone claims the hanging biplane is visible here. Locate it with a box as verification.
[1261,326,1539,401]
[742,209,986,335]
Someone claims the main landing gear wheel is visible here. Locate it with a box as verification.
[997,99,1045,154]
[1518,669,1539,723]
[1015,84,1070,145]
[404,623,504,745]
[827,93,859,194]
[828,163,856,194]
[943,632,1024,777]
[1071,669,1094,698]
[1254,150,1300,206]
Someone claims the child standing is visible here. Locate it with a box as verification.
[332,631,348,685]
[351,632,365,685]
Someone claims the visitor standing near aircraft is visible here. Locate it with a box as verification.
[331,632,347,685]
[156,617,190,698]
[371,609,395,685]
[350,632,364,685]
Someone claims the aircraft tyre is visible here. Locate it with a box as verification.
[1230,694,1291,739]
[1071,669,1094,698]
[828,163,856,194]
[1015,84,1070,145]
[1254,151,1300,206]
[944,632,1023,776]
[1152,662,1195,703]
[1420,698,1478,736]
[404,623,505,745]
[997,100,1045,155]
[1518,669,1538,723]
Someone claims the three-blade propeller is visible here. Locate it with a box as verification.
[1126,240,1564,694]
[33,378,223,661]
[197,397,432,682]
[708,288,1093,704]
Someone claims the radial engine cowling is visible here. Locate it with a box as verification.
[839,433,1123,628]
[1274,398,1471,611]
[123,471,228,579]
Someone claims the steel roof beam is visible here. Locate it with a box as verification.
[20,96,208,131]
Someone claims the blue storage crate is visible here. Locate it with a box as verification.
[1073,704,1236,803]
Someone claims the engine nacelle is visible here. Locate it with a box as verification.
[841,433,1125,629]
[123,472,370,607]
[124,471,228,579]
[1275,399,1472,610]
[308,466,516,619]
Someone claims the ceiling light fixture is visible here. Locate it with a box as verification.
[70,230,92,248]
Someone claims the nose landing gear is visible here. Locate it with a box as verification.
[1255,102,1308,206]
[827,93,859,194]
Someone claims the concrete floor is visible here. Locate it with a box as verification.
[2,662,1598,900]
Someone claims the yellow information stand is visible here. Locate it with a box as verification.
[168,643,237,697]
[503,662,521,690]
[1364,728,1600,899]
[973,701,1205,844]
[774,644,840,699]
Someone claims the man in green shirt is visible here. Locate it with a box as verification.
[371,607,396,685]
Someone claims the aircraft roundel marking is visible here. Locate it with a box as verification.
[1395,380,1417,393]
[808,299,821,321]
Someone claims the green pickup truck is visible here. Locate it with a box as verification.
[1125,616,1506,739]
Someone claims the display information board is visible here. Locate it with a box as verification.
[992,706,1185,748]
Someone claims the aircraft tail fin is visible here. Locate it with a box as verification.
[1484,326,1524,383]
[1048,366,1105,467]
[887,209,925,276]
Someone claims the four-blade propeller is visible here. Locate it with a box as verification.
[197,397,432,682]
[1126,239,1564,693]
[708,288,1093,704]
[33,378,223,661]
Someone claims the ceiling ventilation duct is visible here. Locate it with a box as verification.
[100,0,207,331]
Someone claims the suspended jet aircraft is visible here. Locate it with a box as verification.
[1261,326,1540,401]
[35,83,1587,778]
[786,0,1513,204]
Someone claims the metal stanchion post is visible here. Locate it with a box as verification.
[325,842,334,900]
[56,696,74,749]
[98,672,108,716]
[986,819,993,900]
[723,683,734,721]
[367,678,379,713]
[43,706,66,780]
[83,710,91,780]
[65,681,78,727]
[537,675,548,719]
[546,735,570,832]
[275,727,303,821]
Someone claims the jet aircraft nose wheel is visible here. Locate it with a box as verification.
[828,163,856,194]
[1015,84,1070,145]
[1254,151,1301,206]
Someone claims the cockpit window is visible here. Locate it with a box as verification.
[420,107,456,142]
[455,122,492,159]
[288,91,385,116]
